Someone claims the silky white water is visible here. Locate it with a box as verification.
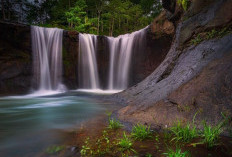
[107,28,147,90]
[31,26,65,94]
[78,28,147,91]
[78,33,100,89]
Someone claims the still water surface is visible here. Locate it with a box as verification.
[0,91,114,156]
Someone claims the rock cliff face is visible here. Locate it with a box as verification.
[115,0,232,128]
[0,22,32,95]
[0,17,173,95]
[63,30,79,89]
[63,25,174,90]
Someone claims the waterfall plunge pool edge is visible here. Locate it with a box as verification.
[0,91,121,157]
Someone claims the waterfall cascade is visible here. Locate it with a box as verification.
[31,26,65,94]
[107,28,146,90]
[31,25,147,94]
[78,27,147,91]
[78,33,100,89]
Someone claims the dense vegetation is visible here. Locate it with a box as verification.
[0,0,162,36]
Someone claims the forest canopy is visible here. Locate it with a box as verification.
[0,0,162,36]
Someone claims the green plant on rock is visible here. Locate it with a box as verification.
[206,29,217,39]
[163,148,190,157]
[201,121,223,148]
[131,124,152,140]
[108,118,124,130]
[191,34,203,45]
[218,27,232,38]
[118,132,133,151]
[46,145,65,154]
[177,0,189,11]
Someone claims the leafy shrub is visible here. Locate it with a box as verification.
[163,148,190,157]
[131,124,152,140]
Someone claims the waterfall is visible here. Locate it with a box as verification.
[31,26,65,93]
[107,28,147,90]
[77,28,147,91]
[78,33,100,89]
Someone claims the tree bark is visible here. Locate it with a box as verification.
[111,18,114,36]
[101,21,103,33]
[97,11,100,35]
[1,0,6,20]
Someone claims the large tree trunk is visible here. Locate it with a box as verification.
[111,18,114,36]
[1,0,6,20]
[97,12,100,35]
[7,0,11,20]
[101,21,103,33]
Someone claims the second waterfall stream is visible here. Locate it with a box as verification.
[78,27,147,91]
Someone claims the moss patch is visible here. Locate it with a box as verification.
[189,27,232,46]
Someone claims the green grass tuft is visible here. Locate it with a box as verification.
[163,148,190,157]
[201,122,223,148]
[170,121,198,143]
[108,118,123,130]
[131,124,152,140]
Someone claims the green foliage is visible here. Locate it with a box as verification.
[191,27,232,46]
[145,153,153,157]
[170,113,199,143]
[107,111,123,130]
[118,132,133,151]
[131,124,152,140]
[5,0,162,36]
[170,121,198,143]
[108,118,124,130]
[201,122,223,148]
[177,0,189,11]
[46,145,65,154]
[191,34,203,45]
[80,137,92,156]
[65,0,95,33]
[163,148,190,157]
[206,29,217,39]
[206,28,232,40]
[164,129,172,141]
